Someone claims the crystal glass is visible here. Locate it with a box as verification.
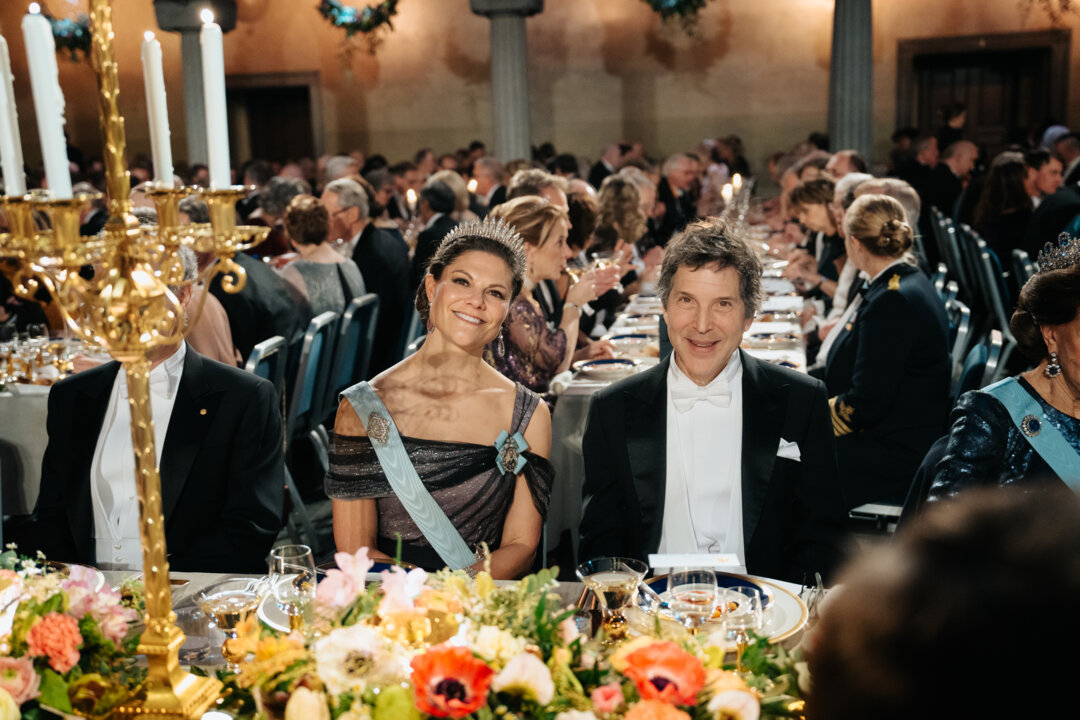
[576,557,647,643]
[269,544,316,632]
[195,577,267,669]
[723,586,764,673]
[668,568,718,636]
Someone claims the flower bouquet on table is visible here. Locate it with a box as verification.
[0,547,141,720]
[217,547,809,720]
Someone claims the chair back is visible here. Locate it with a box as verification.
[286,311,339,441]
[944,279,959,303]
[243,335,287,399]
[953,330,1003,402]
[320,294,380,422]
[404,334,426,358]
[931,209,973,299]
[1012,248,1036,287]
[400,307,425,361]
[963,226,1017,372]
[943,296,971,387]
[981,328,1004,387]
[931,262,948,300]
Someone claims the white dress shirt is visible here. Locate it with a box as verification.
[659,351,745,561]
[90,343,186,569]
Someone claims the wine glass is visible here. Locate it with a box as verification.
[576,557,647,643]
[723,586,764,674]
[590,250,625,294]
[668,568,719,636]
[195,578,267,670]
[269,544,316,632]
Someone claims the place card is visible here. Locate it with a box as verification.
[648,553,742,570]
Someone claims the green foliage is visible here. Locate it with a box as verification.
[39,669,73,714]
[317,0,399,39]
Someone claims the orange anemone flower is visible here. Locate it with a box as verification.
[622,641,706,706]
[410,645,495,718]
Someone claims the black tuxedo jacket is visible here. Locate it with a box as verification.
[411,215,458,290]
[1024,184,1080,257]
[655,177,689,247]
[580,352,846,584]
[353,223,411,375]
[587,161,612,190]
[34,348,285,572]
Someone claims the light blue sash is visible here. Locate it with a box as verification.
[341,382,476,570]
[985,377,1080,490]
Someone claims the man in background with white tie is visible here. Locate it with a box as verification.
[579,220,846,583]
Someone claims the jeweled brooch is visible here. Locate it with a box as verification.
[494,430,529,475]
[1021,414,1042,438]
[367,412,391,444]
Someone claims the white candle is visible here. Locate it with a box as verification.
[22,6,71,199]
[141,31,173,188]
[467,178,478,194]
[0,35,26,196]
[732,173,742,192]
[199,10,230,189]
[721,183,733,203]
[406,188,417,215]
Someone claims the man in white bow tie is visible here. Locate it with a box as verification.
[34,247,285,573]
[580,220,847,583]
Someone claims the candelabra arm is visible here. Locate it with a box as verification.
[89,0,132,221]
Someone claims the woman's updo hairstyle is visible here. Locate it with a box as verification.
[283,194,329,246]
[1010,262,1080,361]
[488,195,569,248]
[414,218,527,327]
[844,194,914,258]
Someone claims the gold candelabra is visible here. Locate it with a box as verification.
[0,1,268,717]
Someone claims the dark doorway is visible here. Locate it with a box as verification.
[897,30,1069,156]
[226,71,325,164]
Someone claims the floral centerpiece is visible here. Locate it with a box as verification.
[0,548,141,720]
[218,548,808,720]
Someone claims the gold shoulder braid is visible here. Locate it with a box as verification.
[888,273,901,291]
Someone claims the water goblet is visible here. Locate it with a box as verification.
[269,544,316,632]
[195,577,267,670]
[576,557,647,643]
[723,586,764,674]
[668,568,719,636]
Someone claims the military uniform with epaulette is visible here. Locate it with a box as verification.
[821,262,951,509]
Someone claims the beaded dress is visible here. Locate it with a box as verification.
[928,376,1080,499]
[325,383,555,570]
[490,296,566,395]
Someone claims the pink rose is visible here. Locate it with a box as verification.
[316,547,375,610]
[559,617,581,644]
[0,658,40,704]
[25,613,82,674]
[591,683,624,714]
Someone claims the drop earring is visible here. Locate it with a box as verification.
[1046,351,1062,378]
[496,328,506,357]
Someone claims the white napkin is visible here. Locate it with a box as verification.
[548,370,575,395]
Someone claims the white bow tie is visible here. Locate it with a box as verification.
[671,382,731,413]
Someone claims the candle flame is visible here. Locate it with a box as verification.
[406,188,417,202]
[200,8,214,24]
[144,30,155,42]
[28,3,41,14]
[467,179,478,193]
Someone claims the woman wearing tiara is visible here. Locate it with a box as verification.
[821,195,951,510]
[926,241,1080,498]
[325,219,555,579]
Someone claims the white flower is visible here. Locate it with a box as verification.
[378,566,428,615]
[794,660,812,695]
[284,687,330,720]
[491,653,555,705]
[555,712,598,720]
[707,689,760,720]
[0,688,17,720]
[313,625,409,695]
[471,625,527,665]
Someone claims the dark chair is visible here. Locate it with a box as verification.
[243,335,287,401]
[1012,248,1036,288]
[943,295,971,389]
[318,294,380,428]
[404,334,425,358]
[287,311,340,447]
[961,225,1017,376]
[931,262,948,300]
[952,329,1003,403]
[400,307,425,361]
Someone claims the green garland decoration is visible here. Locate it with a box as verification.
[39,4,92,62]
[317,0,400,38]
[641,0,712,22]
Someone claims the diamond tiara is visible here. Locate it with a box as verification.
[1036,232,1080,273]
[440,217,527,268]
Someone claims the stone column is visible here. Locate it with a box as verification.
[828,0,872,158]
[470,0,543,162]
[180,31,207,166]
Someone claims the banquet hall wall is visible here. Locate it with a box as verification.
[0,0,1075,181]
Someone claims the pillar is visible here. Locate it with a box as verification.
[828,0,872,158]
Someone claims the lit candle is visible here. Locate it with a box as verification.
[199,9,230,189]
[732,173,742,192]
[0,35,26,196]
[22,4,71,199]
[406,188,417,215]
[141,31,173,187]
[467,178,478,194]
[721,183,733,203]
